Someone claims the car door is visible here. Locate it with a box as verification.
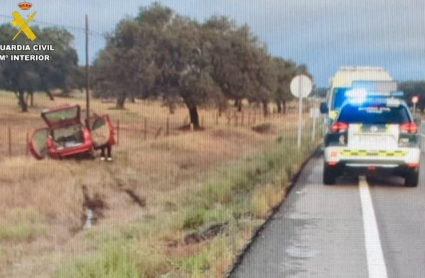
[88,115,115,149]
[28,128,50,160]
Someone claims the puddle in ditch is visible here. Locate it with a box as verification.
[84,208,94,229]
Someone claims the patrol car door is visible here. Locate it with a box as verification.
[88,116,115,149]
[28,128,50,160]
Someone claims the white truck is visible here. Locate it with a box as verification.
[320,67,396,121]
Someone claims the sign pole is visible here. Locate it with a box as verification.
[297,77,303,149]
[291,75,313,150]
[414,103,417,117]
[85,15,90,127]
[412,96,419,118]
[312,92,316,142]
[312,111,316,142]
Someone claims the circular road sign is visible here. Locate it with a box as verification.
[412,96,419,104]
[290,75,313,98]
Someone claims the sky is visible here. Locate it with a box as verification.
[1,0,425,87]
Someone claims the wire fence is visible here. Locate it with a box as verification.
[2,107,318,159]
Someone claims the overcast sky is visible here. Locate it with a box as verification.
[1,0,425,87]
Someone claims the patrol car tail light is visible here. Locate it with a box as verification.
[399,122,417,134]
[408,163,419,168]
[330,121,348,133]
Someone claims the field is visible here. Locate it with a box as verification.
[0,91,321,278]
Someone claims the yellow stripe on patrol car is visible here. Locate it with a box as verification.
[340,150,407,157]
[329,110,338,120]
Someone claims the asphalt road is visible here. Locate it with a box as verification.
[231,149,425,278]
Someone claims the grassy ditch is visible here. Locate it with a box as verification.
[0,208,46,243]
[55,135,319,278]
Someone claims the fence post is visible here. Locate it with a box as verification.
[155,127,163,139]
[26,133,29,156]
[166,117,170,136]
[8,127,11,157]
[144,118,147,140]
[116,120,120,146]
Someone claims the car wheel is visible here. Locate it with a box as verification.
[323,163,336,185]
[405,169,419,187]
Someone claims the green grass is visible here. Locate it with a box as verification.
[0,208,46,243]
[55,243,140,278]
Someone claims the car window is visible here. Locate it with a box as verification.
[44,107,79,124]
[338,104,411,124]
[332,88,350,110]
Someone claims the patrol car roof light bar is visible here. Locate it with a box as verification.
[345,89,405,104]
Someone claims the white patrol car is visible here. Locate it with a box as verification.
[323,96,421,187]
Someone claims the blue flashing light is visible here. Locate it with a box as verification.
[346,88,367,104]
[349,97,367,105]
[390,91,404,98]
[345,88,367,99]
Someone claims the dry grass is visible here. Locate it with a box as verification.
[0,91,321,278]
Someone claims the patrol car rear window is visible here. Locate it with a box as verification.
[332,88,350,110]
[338,105,411,124]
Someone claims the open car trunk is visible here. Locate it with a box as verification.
[41,104,81,128]
[51,124,85,150]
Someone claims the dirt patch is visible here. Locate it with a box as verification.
[124,189,146,208]
[184,223,227,245]
[81,185,108,224]
[252,123,273,134]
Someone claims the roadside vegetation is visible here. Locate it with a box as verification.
[0,2,322,277]
[54,136,319,278]
[0,92,321,277]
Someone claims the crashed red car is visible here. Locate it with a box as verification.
[28,104,115,160]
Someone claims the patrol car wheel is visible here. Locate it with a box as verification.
[405,169,419,187]
[323,164,336,185]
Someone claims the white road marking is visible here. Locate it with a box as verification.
[359,176,388,278]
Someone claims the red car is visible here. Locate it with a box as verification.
[28,104,115,160]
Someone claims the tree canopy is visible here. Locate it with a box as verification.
[0,24,78,111]
[93,3,311,129]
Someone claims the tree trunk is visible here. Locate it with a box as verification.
[18,90,28,112]
[116,91,127,109]
[128,94,135,103]
[276,100,282,113]
[169,103,175,114]
[262,100,269,117]
[237,100,242,112]
[282,100,287,114]
[234,99,239,107]
[45,90,54,101]
[181,94,200,130]
[27,91,34,107]
[188,105,200,130]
